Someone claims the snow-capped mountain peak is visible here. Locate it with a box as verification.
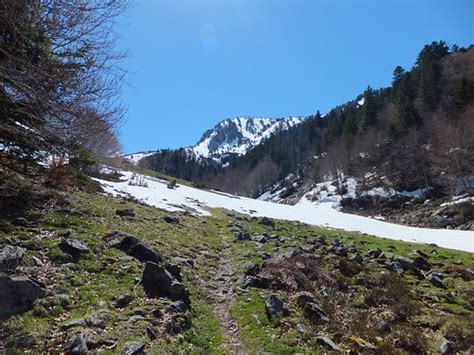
[124,115,306,164]
[191,116,305,159]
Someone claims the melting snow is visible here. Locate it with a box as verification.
[94,170,473,252]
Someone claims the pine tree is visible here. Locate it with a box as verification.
[361,86,378,129]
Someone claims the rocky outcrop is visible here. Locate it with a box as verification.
[0,276,47,318]
[265,294,290,319]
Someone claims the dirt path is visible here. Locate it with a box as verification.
[208,239,244,354]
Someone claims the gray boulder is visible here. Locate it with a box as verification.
[243,261,260,276]
[142,262,190,304]
[0,275,46,318]
[265,294,290,319]
[303,302,329,323]
[115,208,135,217]
[427,274,447,289]
[60,238,89,261]
[65,333,88,355]
[295,291,318,307]
[259,217,275,227]
[108,231,162,264]
[122,342,145,355]
[0,245,26,270]
[163,215,179,224]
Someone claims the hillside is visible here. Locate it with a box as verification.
[1,167,473,354]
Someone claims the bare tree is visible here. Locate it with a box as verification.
[0,0,127,177]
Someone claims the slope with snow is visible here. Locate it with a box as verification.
[94,170,473,252]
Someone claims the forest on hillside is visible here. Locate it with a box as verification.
[143,42,474,199]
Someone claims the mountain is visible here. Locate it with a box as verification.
[190,116,305,161]
[124,116,306,165]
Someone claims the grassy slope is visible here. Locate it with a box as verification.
[1,184,472,353]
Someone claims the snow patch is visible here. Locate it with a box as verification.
[93,169,473,252]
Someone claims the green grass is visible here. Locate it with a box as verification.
[1,184,472,353]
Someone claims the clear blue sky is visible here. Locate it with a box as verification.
[117,0,473,153]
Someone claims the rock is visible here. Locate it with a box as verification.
[0,245,26,270]
[61,318,87,330]
[334,246,348,257]
[367,249,384,258]
[350,253,363,264]
[259,216,275,227]
[243,261,261,276]
[234,231,251,241]
[163,215,179,224]
[86,308,110,328]
[114,293,134,308]
[142,262,190,304]
[439,337,454,354]
[108,231,162,264]
[12,217,29,227]
[427,274,447,289]
[388,261,404,275]
[60,238,89,261]
[376,320,391,333]
[115,208,135,217]
[165,263,182,281]
[65,333,88,355]
[146,326,157,340]
[122,342,145,355]
[254,234,269,244]
[316,336,340,351]
[427,214,450,228]
[167,300,188,313]
[238,275,256,288]
[254,275,273,289]
[0,276,46,318]
[295,291,318,307]
[265,294,290,319]
[392,255,417,270]
[303,302,329,323]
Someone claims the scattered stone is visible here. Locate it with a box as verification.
[234,231,251,241]
[316,336,340,351]
[108,231,162,264]
[376,320,391,333]
[61,318,87,330]
[65,333,88,355]
[0,276,47,318]
[350,253,363,264]
[60,238,89,261]
[86,308,110,328]
[167,300,188,313]
[427,274,447,289]
[427,214,450,228]
[438,337,454,354]
[114,293,134,308]
[0,245,26,270]
[295,291,318,307]
[388,261,404,275]
[146,326,157,340]
[367,249,384,258]
[115,208,135,217]
[163,215,179,224]
[142,262,190,304]
[14,333,37,349]
[254,234,269,244]
[122,342,145,355]
[259,217,275,227]
[265,294,290,319]
[165,263,182,281]
[238,275,256,288]
[392,255,417,270]
[303,302,329,323]
[12,217,29,227]
[243,261,261,276]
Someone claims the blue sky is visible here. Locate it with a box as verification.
[117,0,473,153]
